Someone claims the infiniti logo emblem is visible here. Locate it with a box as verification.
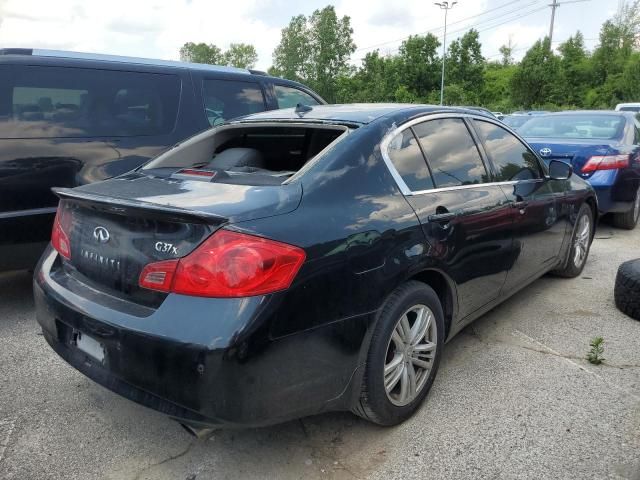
[539,148,552,157]
[93,226,110,244]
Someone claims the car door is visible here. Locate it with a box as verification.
[385,116,514,319]
[472,118,567,291]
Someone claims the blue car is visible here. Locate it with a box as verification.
[521,111,640,229]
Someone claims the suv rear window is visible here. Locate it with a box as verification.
[202,79,265,126]
[274,85,320,109]
[0,65,181,139]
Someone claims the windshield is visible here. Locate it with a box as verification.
[519,114,625,140]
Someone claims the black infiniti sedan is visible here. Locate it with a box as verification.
[34,104,597,432]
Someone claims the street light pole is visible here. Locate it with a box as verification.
[435,1,457,106]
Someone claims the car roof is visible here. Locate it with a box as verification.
[0,48,318,92]
[233,103,491,125]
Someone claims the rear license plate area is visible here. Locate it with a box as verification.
[74,331,105,363]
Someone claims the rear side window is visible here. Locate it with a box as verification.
[474,120,542,181]
[387,129,434,192]
[274,85,320,109]
[202,79,265,126]
[413,118,488,187]
[0,65,180,139]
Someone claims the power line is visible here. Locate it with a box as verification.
[354,0,544,53]
[355,4,548,61]
[548,0,590,45]
[485,36,598,60]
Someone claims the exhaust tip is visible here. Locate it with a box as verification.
[180,422,216,440]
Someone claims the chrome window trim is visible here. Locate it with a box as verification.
[380,112,543,196]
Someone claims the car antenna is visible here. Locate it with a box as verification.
[295,103,313,116]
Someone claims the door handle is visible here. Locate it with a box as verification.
[428,211,458,223]
[511,200,529,213]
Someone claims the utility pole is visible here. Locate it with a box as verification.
[548,0,589,48]
[549,0,559,46]
[435,1,457,106]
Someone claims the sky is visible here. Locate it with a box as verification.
[0,0,623,71]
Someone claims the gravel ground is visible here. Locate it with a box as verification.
[0,223,639,480]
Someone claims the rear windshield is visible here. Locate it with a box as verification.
[619,106,640,112]
[519,115,625,140]
[143,124,348,184]
[0,65,180,139]
[502,116,530,129]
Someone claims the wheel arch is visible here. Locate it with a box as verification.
[407,268,458,340]
[585,195,598,239]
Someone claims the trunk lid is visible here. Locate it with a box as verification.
[54,173,302,305]
[525,138,616,177]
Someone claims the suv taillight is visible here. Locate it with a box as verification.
[51,204,72,260]
[139,230,306,297]
[581,154,630,173]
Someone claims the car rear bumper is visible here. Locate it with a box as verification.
[34,246,366,427]
[587,170,638,214]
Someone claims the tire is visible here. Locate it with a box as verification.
[611,186,640,230]
[615,259,640,321]
[353,281,445,426]
[552,203,593,278]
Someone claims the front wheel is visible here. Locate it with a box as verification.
[611,186,640,230]
[552,203,593,278]
[353,281,445,426]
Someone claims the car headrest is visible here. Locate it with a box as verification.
[210,148,265,170]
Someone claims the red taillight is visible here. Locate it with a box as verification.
[581,154,630,173]
[139,259,178,292]
[51,205,72,260]
[139,230,306,297]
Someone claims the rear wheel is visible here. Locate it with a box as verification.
[553,203,593,278]
[612,186,640,230]
[353,281,444,426]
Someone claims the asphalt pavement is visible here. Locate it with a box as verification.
[1,223,639,479]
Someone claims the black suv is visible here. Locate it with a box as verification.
[0,48,324,271]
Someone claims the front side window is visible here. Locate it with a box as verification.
[202,79,265,126]
[0,65,180,139]
[387,129,434,191]
[274,85,320,109]
[474,120,542,182]
[413,118,488,188]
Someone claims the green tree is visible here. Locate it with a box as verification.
[397,34,441,99]
[620,52,640,101]
[272,6,356,101]
[510,38,562,108]
[447,29,485,100]
[499,42,514,67]
[558,32,591,106]
[271,15,310,82]
[223,43,258,69]
[338,51,400,102]
[481,63,517,111]
[179,42,224,64]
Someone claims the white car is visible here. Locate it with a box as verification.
[615,102,640,113]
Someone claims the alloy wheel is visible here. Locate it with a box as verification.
[573,214,591,267]
[383,304,437,406]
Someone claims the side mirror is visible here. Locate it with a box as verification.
[548,160,572,180]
